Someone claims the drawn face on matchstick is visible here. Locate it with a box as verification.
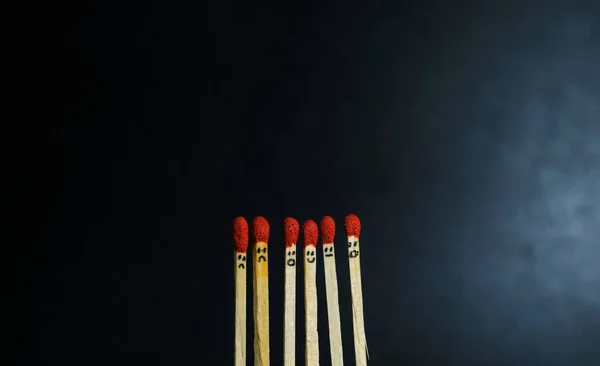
[323,244,335,258]
[237,253,247,269]
[305,247,316,263]
[286,246,296,267]
[348,239,359,258]
[255,243,268,263]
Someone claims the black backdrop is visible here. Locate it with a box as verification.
[14,0,600,365]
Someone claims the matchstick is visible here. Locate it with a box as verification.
[233,217,249,366]
[320,216,343,366]
[345,214,368,366]
[283,217,299,366]
[303,219,320,366]
[253,216,271,366]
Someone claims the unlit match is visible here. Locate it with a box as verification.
[233,217,249,366]
[253,216,271,366]
[320,216,344,366]
[303,219,320,366]
[345,214,368,366]
[283,217,299,366]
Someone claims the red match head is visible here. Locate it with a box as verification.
[302,219,318,248]
[233,217,248,253]
[284,217,299,248]
[320,216,335,244]
[252,216,270,243]
[344,214,361,238]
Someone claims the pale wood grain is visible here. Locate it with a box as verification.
[254,241,270,366]
[304,246,319,366]
[348,236,367,366]
[234,252,247,366]
[323,243,343,366]
[284,245,297,366]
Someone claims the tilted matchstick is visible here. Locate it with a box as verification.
[233,217,249,366]
[303,220,320,366]
[320,216,344,366]
[283,217,299,366]
[253,216,271,366]
[345,214,368,366]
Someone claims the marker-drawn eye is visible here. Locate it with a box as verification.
[257,247,267,254]
[348,242,352,247]
[292,251,295,255]
[353,241,358,247]
[238,254,242,259]
[242,256,246,261]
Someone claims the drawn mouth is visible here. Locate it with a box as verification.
[307,257,315,263]
[286,259,296,266]
[237,263,245,269]
[349,250,359,258]
[258,256,267,262]
[325,254,333,257]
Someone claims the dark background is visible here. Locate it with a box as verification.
[14,0,600,365]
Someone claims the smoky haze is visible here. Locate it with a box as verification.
[16,1,600,365]
[349,6,600,365]
[225,2,600,365]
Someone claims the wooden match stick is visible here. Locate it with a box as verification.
[345,214,368,366]
[303,219,320,366]
[253,216,271,366]
[233,217,249,366]
[320,216,343,366]
[283,217,299,366]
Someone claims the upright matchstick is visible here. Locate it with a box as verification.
[320,216,343,366]
[303,220,320,366]
[345,214,368,366]
[283,217,299,366]
[233,217,249,366]
[253,216,271,366]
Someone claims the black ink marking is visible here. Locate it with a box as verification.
[292,250,295,255]
[353,241,358,247]
[257,247,267,254]
[242,256,246,261]
[325,254,334,257]
[287,259,296,266]
[348,242,352,247]
[238,263,246,269]
[349,250,359,258]
[307,257,316,263]
[238,254,242,259]
[258,255,267,262]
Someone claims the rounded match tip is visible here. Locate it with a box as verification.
[302,219,318,247]
[320,216,335,244]
[252,216,270,243]
[284,217,299,248]
[233,217,248,252]
[344,214,361,238]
